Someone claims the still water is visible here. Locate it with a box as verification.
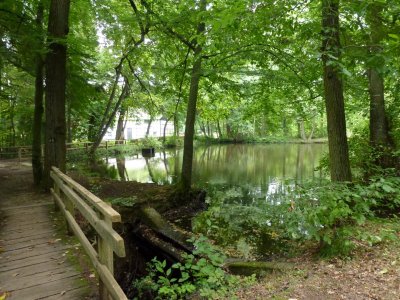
[106,143,328,198]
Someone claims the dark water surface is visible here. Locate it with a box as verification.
[106,143,328,199]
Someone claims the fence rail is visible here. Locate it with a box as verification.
[0,140,136,160]
[50,167,127,300]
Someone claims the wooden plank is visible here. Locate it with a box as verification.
[1,267,80,291]
[50,181,125,257]
[1,216,51,227]
[51,167,121,222]
[0,250,64,272]
[1,244,69,263]
[43,286,91,300]
[0,262,73,281]
[1,231,55,246]
[1,220,54,234]
[1,235,61,252]
[0,201,52,210]
[5,274,87,299]
[1,229,56,243]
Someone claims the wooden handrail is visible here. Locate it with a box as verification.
[0,140,135,159]
[50,167,127,300]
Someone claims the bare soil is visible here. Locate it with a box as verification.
[236,222,400,300]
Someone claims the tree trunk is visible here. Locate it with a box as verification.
[145,116,153,138]
[298,119,306,141]
[89,77,129,158]
[174,114,179,137]
[366,2,393,167]
[163,116,171,144]
[217,120,223,139]
[32,1,44,186]
[199,121,207,137]
[43,0,71,190]
[181,52,203,192]
[180,1,206,192]
[226,122,232,138]
[115,106,126,143]
[321,0,351,182]
[308,119,315,141]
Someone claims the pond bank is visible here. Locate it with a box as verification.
[236,219,400,299]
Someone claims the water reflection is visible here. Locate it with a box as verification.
[106,143,327,198]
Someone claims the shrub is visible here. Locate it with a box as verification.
[133,236,254,300]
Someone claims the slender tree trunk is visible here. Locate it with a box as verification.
[116,156,126,181]
[217,120,222,139]
[282,118,287,137]
[180,0,206,192]
[32,2,45,186]
[366,2,393,167]
[163,116,171,144]
[298,119,307,141]
[199,121,207,136]
[321,0,351,182]
[181,52,203,191]
[308,119,315,141]
[10,98,16,146]
[115,106,126,143]
[89,77,129,158]
[145,116,153,138]
[43,0,70,190]
[87,114,96,142]
[174,115,179,137]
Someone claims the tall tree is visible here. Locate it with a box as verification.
[321,0,352,181]
[366,1,393,165]
[32,1,45,186]
[43,0,71,189]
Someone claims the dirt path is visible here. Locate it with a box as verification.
[0,161,93,299]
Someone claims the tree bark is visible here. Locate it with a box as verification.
[298,119,306,141]
[321,0,352,182]
[43,0,70,190]
[217,120,223,139]
[145,116,153,138]
[163,116,171,144]
[32,1,44,186]
[115,106,126,143]
[366,2,393,166]
[179,0,207,193]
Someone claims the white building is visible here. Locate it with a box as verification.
[103,112,175,141]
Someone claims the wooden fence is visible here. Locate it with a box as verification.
[50,167,127,300]
[0,140,135,160]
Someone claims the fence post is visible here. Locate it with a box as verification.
[64,186,75,236]
[53,178,60,212]
[98,206,114,300]
[18,148,22,164]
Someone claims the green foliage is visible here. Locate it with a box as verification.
[194,177,400,258]
[108,196,137,207]
[133,236,254,300]
[164,136,183,148]
[139,137,162,149]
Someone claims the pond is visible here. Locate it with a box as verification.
[105,143,329,258]
[106,143,328,200]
